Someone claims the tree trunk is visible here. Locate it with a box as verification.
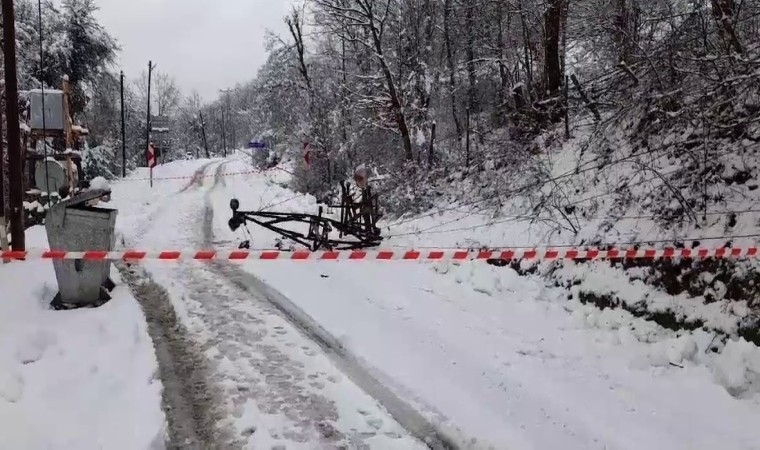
[465,1,483,144]
[518,0,534,92]
[465,1,479,114]
[443,0,463,141]
[286,10,313,92]
[370,23,414,161]
[428,121,436,168]
[341,37,349,145]
[497,0,509,106]
[544,0,564,96]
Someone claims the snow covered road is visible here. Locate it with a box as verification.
[114,159,428,449]
[112,155,760,449]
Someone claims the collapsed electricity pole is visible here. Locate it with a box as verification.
[2,0,26,251]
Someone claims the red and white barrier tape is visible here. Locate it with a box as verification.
[129,169,263,182]
[127,166,293,182]
[2,247,757,262]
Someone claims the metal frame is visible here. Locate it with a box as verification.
[228,183,383,251]
[330,181,381,238]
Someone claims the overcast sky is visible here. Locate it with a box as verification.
[93,0,295,101]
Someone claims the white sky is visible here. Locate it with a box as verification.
[93,0,295,101]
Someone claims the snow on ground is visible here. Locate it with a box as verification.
[111,156,427,449]
[210,155,760,449]
[98,155,760,449]
[0,227,165,450]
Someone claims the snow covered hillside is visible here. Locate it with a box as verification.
[103,153,760,449]
[379,126,760,350]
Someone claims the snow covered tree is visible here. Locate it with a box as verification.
[61,0,118,115]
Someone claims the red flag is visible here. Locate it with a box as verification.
[147,143,157,168]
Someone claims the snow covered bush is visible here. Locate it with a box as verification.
[81,144,116,181]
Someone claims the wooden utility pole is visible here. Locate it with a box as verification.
[220,106,227,157]
[37,0,52,196]
[2,0,26,251]
[121,71,126,177]
[145,61,154,187]
[0,84,9,257]
[62,76,75,191]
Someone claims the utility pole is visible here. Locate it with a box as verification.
[120,70,126,177]
[199,110,210,159]
[145,61,155,187]
[37,0,51,198]
[0,84,8,256]
[2,0,26,251]
[36,0,50,197]
[230,104,235,152]
[220,106,227,158]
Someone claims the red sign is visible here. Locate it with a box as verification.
[147,143,157,168]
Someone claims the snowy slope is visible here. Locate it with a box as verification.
[0,227,166,450]
[204,155,760,449]
[378,126,760,252]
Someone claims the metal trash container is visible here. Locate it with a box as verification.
[45,189,118,309]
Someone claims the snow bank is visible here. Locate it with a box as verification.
[0,227,166,449]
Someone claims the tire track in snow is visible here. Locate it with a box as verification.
[121,160,222,249]
[204,164,458,450]
[128,161,415,448]
[119,160,240,449]
[119,264,234,450]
